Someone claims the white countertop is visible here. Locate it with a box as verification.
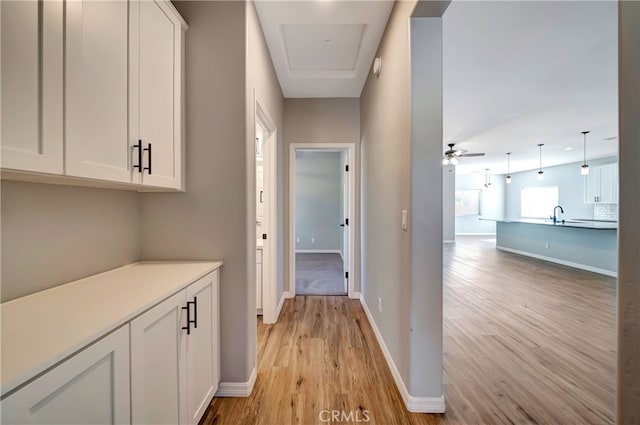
[0,261,223,396]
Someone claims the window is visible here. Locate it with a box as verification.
[520,186,559,218]
[455,190,481,216]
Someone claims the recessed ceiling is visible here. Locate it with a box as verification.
[443,1,618,174]
[255,1,394,98]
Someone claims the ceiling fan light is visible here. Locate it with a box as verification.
[581,164,590,175]
[537,170,544,180]
[442,158,449,165]
[450,157,459,166]
[506,175,512,184]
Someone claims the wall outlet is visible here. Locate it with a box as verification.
[545,243,550,249]
[378,297,382,313]
[311,237,315,244]
[401,210,408,231]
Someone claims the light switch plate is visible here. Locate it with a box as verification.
[401,210,408,230]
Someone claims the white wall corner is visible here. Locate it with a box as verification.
[215,366,257,397]
[276,293,286,319]
[359,296,446,414]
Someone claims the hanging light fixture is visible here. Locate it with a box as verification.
[537,143,544,180]
[484,168,492,188]
[442,156,458,166]
[581,131,590,175]
[506,152,512,184]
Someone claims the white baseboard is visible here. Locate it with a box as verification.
[276,293,286,320]
[496,246,617,277]
[215,366,257,397]
[349,291,361,299]
[443,240,455,244]
[284,291,294,299]
[359,295,446,413]
[455,233,496,236]
[295,249,342,254]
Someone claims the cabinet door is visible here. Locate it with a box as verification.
[185,271,219,424]
[1,326,130,424]
[1,0,63,174]
[599,164,615,204]
[132,0,183,189]
[65,0,135,183]
[131,291,188,425]
[584,168,600,204]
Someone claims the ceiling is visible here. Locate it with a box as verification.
[254,1,394,98]
[443,1,619,175]
[255,1,618,174]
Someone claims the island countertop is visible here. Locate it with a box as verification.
[483,218,617,230]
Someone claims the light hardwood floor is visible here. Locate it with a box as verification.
[202,236,616,424]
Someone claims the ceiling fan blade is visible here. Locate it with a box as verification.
[460,152,485,157]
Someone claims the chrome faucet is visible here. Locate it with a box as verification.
[552,205,564,223]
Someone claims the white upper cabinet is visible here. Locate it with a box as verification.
[132,0,185,189]
[584,163,618,204]
[65,0,136,184]
[1,0,186,190]
[1,0,63,174]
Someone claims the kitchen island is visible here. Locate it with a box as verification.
[491,219,617,277]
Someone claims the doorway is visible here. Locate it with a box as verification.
[289,144,355,297]
[255,95,278,324]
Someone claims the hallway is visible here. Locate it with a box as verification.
[203,237,616,424]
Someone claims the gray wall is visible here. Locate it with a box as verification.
[1,181,140,301]
[295,151,342,251]
[140,1,284,384]
[360,0,446,400]
[360,0,414,388]
[284,98,360,292]
[455,172,506,235]
[505,156,617,221]
[617,1,640,420]
[442,165,455,241]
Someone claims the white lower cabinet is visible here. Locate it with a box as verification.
[131,270,220,425]
[1,326,130,424]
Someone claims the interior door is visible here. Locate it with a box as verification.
[342,150,350,294]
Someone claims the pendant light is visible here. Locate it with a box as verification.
[581,131,590,175]
[484,168,492,188]
[506,152,512,184]
[537,143,544,180]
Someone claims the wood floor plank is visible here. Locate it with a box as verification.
[202,236,615,424]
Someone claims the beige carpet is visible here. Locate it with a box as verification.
[295,253,346,295]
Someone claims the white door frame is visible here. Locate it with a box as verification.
[289,143,356,298]
[255,93,278,324]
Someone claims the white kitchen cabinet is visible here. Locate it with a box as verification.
[1,326,130,424]
[584,163,618,204]
[186,271,220,424]
[65,0,136,184]
[131,270,220,425]
[2,0,185,191]
[130,0,185,189]
[257,248,263,312]
[130,290,188,425]
[1,0,63,174]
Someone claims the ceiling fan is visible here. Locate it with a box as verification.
[442,143,485,165]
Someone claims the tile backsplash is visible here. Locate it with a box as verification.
[594,204,618,221]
